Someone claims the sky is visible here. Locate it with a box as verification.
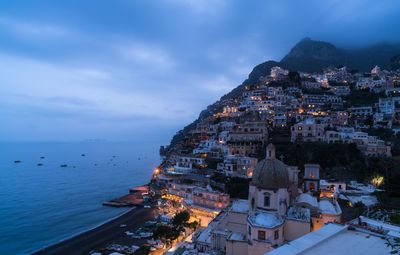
[0,0,399,143]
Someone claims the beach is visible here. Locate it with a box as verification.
[33,206,158,255]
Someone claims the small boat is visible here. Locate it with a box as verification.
[60,164,68,168]
[140,232,153,238]
[154,242,164,249]
[81,154,86,157]
[37,163,43,166]
[14,160,21,163]
[40,156,45,159]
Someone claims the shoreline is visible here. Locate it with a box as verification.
[32,183,158,255]
[33,206,158,255]
[31,207,134,254]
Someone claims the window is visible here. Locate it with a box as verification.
[264,194,270,207]
[274,230,279,240]
[248,226,251,236]
[258,230,266,240]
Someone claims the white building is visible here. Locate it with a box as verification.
[371,65,381,76]
[267,223,392,255]
[194,144,342,255]
[270,67,289,81]
[217,155,258,178]
[378,97,395,115]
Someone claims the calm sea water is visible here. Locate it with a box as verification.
[0,142,160,255]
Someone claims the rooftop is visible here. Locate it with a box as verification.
[350,216,400,238]
[267,223,392,255]
[318,199,342,215]
[286,207,311,222]
[229,199,249,214]
[227,232,246,242]
[248,211,284,229]
[296,193,318,208]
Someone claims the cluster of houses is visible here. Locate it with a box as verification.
[154,64,400,254]
[165,65,398,177]
[193,144,344,255]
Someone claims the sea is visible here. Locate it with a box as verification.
[0,141,160,255]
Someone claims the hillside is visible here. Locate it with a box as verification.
[167,38,400,148]
[281,38,400,72]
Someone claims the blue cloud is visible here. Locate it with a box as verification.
[0,0,399,142]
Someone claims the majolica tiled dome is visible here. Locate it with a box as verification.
[251,143,289,189]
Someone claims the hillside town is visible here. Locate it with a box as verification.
[148,65,400,255]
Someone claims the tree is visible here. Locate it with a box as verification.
[134,245,150,255]
[385,237,400,254]
[172,210,190,226]
[153,225,179,240]
[288,71,301,85]
[188,221,199,229]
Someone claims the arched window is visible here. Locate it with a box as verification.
[264,193,270,207]
[274,230,279,240]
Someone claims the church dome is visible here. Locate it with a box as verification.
[251,143,290,189]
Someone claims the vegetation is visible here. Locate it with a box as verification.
[375,191,400,210]
[302,87,333,95]
[362,128,400,156]
[172,210,190,226]
[276,142,364,171]
[211,173,250,199]
[385,237,400,254]
[153,225,180,240]
[343,89,384,107]
[187,221,199,229]
[288,71,301,85]
[153,210,191,241]
[226,177,250,199]
[133,245,150,255]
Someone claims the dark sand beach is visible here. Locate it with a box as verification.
[33,206,158,255]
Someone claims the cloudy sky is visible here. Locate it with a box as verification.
[0,0,399,143]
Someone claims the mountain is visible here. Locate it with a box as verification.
[166,38,400,149]
[280,38,343,72]
[280,38,400,73]
[388,55,400,70]
[236,38,400,86]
